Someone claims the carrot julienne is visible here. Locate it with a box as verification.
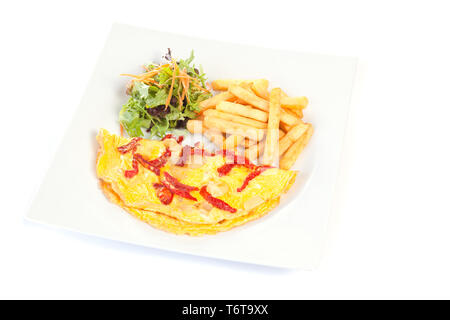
[165,60,177,109]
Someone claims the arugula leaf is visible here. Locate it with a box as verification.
[150,117,169,137]
[132,81,150,99]
[146,90,167,109]
[119,98,151,137]
[119,50,212,138]
[166,107,182,121]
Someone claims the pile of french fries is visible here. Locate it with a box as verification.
[186,79,313,170]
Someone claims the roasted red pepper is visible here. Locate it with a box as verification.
[134,148,171,176]
[199,186,237,213]
[162,181,197,201]
[124,158,139,178]
[160,172,198,201]
[117,137,142,154]
[162,134,184,144]
[163,172,198,192]
[237,166,271,192]
[153,183,174,205]
[217,163,236,176]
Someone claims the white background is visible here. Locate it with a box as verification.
[1,0,449,299]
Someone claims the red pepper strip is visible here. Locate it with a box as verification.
[163,172,198,192]
[162,134,184,144]
[199,186,237,213]
[162,181,197,201]
[117,137,142,154]
[134,148,171,175]
[153,183,173,205]
[237,166,271,192]
[217,163,236,176]
[124,158,139,178]
[147,148,171,168]
[134,153,160,175]
[162,134,173,141]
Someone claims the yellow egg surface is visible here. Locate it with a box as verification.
[96,129,297,234]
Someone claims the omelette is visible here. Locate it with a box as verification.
[96,129,297,236]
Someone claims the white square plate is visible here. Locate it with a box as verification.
[27,23,357,269]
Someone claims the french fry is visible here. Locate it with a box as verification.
[202,124,225,149]
[216,101,268,122]
[211,79,255,91]
[245,130,285,162]
[281,108,302,131]
[280,125,313,170]
[234,98,251,105]
[245,140,264,162]
[284,107,300,118]
[203,109,267,129]
[280,122,292,133]
[225,134,245,150]
[198,91,234,113]
[229,84,269,111]
[187,120,225,148]
[262,88,281,165]
[279,109,299,126]
[203,116,265,141]
[280,90,304,117]
[251,79,270,100]
[288,108,303,118]
[240,138,258,149]
[279,121,309,155]
[186,120,203,135]
[228,85,299,126]
[281,96,309,110]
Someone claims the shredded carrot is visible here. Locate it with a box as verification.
[121,63,169,83]
[121,60,210,110]
[165,60,177,109]
[120,123,124,137]
[141,78,163,88]
[178,68,190,105]
[192,81,211,93]
[120,73,141,78]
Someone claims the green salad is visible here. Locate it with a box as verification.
[119,49,211,138]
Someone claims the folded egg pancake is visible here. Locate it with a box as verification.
[96,129,297,235]
[100,180,280,236]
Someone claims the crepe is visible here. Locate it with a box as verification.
[96,129,297,235]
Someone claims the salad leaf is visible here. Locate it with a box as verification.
[146,90,168,109]
[119,50,212,138]
[119,98,151,137]
[132,81,150,99]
